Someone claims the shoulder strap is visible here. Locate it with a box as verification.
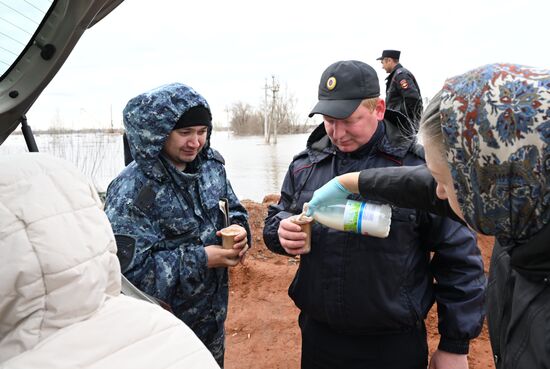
[134,182,156,213]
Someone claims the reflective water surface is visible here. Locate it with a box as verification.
[0,131,312,202]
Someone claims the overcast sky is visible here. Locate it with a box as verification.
[25,0,550,130]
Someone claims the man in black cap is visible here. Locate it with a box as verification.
[263,61,485,369]
[377,49,423,132]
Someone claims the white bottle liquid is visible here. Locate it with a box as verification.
[306,199,392,238]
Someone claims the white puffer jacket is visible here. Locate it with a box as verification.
[0,153,219,369]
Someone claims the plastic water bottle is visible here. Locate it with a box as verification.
[306,199,392,238]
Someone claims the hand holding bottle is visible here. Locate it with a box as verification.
[306,177,352,216]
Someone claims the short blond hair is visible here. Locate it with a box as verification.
[360,97,380,112]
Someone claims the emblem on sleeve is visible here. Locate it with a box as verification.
[326,76,337,90]
[399,79,409,89]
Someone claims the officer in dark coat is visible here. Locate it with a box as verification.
[377,49,423,132]
[263,60,485,369]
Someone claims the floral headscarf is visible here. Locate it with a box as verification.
[440,64,550,245]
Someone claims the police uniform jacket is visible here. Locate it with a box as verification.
[263,111,485,354]
[385,63,423,129]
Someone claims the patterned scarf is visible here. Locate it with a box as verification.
[440,64,550,245]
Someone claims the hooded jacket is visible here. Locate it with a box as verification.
[263,111,485,354]
[104,83,250,365]
[0,153,219,369]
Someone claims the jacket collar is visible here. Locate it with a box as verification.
[146,149,211,183]
[385,63,403,81]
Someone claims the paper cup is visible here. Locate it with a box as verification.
[220,224,241,249]
[290,215,313,252]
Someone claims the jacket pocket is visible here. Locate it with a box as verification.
[391,207,417,223]
[387,207,419,252]
[160,217,200,244]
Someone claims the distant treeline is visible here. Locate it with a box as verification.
[10,127,125,135]
[12,125,318,136]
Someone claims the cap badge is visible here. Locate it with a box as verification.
[326,76,337,91]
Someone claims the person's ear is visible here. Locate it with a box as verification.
[375,98,385,120]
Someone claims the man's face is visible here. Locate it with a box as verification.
[323,99,385,152]
[162,125,208,170]
[381,58,394,73]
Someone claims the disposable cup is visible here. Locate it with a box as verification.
[290,214,313,252]
[220,224,241,249]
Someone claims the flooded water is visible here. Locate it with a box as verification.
[0,130,312,202]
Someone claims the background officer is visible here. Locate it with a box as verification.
[377,49,423,132]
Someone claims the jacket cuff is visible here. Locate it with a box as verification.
[438,337,470,355]
[196,246,209,276]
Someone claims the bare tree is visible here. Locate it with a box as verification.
[263,86,307,137]
[230,102,263,135]
[229,81,309,137]
[271,88,301,134]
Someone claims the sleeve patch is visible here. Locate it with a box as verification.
[400,79,409,89]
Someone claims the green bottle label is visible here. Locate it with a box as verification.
[343,200,361,232]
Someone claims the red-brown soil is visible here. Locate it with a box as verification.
[225,197,495,369]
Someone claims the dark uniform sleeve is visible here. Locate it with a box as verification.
[420,214,486,354]
[263,166,298,256]
[394,72,423,123]
[358,164,463,223]
[360,164,485,354]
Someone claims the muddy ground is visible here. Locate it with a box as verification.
[224,197,495,369]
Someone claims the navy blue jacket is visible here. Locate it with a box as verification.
[263,116,486,354]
